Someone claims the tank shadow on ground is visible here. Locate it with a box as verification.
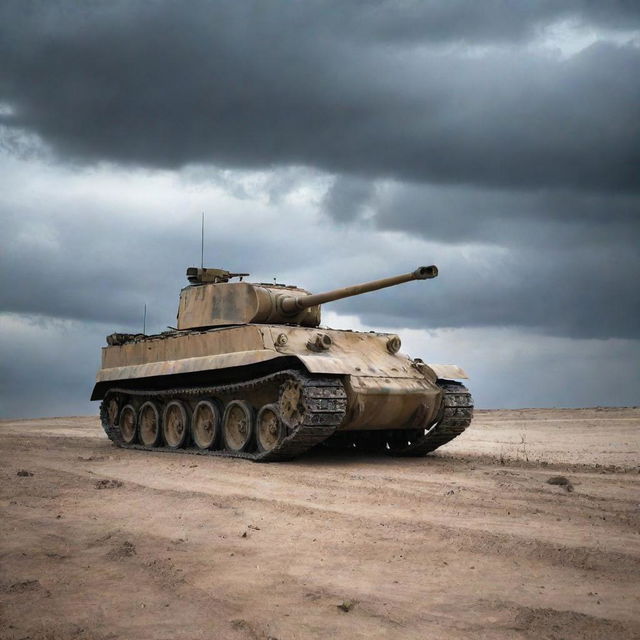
[289,444,450,467]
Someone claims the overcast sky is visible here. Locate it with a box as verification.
[1,1,639,418]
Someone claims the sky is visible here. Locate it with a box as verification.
[1,1,639,418]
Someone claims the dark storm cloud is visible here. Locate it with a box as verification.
[333,242,640,340]
[0,214,184,328]
[0,1,639,191]
[320,177,640,340]
[371,183,640,247]
[322,176,374,222]
[316,1,640,45]
[0,314,101,418]
[1,172,637,341]
[0,0,638,342]
[0,193,267,329]
[320,158,640,334]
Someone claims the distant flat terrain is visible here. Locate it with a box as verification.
[1,408,639,640]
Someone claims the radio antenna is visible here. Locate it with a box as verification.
[201,212,205,268]
[143,303,147,335]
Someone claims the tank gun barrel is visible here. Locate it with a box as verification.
[280,265,438,315]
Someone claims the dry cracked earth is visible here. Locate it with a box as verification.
[1,408,639,640]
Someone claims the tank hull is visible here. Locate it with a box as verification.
[92,324,459,430]
[93,324,472,460]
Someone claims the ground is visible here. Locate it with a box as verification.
[1,408,639,640]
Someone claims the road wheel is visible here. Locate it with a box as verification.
[192,399,221,450]
[163,400,189,449]
[256,404,285,453]
[119,404,137,444]
[222,400,254,452]
[139,401,162,447]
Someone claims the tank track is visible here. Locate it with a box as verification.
[323,379,472,456]
[386,380,473,456]
[100,369,347,462]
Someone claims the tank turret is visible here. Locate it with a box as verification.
[177,265,438,330]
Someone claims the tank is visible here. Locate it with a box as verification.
[91,266,473,461]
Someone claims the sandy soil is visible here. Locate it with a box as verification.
[1,408,638,640]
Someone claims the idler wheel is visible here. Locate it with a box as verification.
[256,404,285,453]
[139,401,162,447]
[279,379,305,429]
[162,400,189,449]
[191,400,221,450]
[222,400,254,452]
[119,404,137,445]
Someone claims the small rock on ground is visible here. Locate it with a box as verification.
[337,599,357,612]
[95,479,123,489]
[546,476,574,492]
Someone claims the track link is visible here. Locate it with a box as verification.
[100,369,347,462]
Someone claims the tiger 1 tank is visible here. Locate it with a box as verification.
[91,265,473,461]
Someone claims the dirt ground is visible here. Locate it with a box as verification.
[1,408,639,640]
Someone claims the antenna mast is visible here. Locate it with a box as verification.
[143,303,147,335]
[201,212,205,268]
